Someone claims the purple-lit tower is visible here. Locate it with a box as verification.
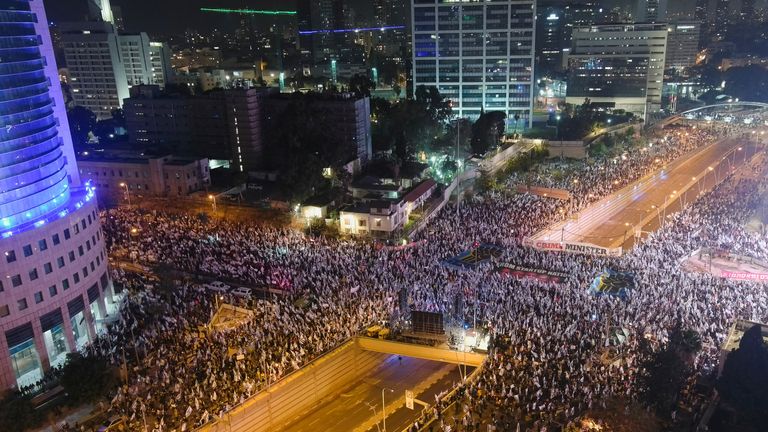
[0,0,114,389]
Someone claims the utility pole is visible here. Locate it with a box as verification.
[456,117,461,218]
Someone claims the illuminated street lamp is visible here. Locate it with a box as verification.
[208,194,217,213]
[119,182,131,206]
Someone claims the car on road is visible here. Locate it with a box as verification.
[205,281,230,293]
[231,287,253,300]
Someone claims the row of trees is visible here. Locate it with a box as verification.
[67,107,127,149]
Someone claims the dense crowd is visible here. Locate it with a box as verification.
[91,122,768,432]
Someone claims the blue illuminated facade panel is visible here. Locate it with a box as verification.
[0,0,71,231]
[0,0,113,391]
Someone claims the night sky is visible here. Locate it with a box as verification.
[44,0,728,36]
[44,0,374,34]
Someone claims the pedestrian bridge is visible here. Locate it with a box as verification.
[356,337,486,367]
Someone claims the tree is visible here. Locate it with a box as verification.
[724,65,768,102]
[348,74,376,98]
[0,395,37,431]
[264,96,352,203]
[67,106,96,148]
[715,325,768,432]
[59,353,118,404]
[414,85,453,122]
[639,325,701,418]
[392,82,401,99]
[470,111,506,155]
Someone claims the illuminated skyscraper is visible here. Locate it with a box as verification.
[0,0,113,390]
[411,0,536,129]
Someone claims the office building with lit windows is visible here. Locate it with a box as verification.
[566,23,668,117]
[411,0,536,130]
[0,0,113,390]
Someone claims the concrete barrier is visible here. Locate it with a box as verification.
[547,140,587,159]
[201,339,387,432]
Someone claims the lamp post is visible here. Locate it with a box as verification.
[208,194,217,213]
[381,387,394,432]
[119,182,131,206]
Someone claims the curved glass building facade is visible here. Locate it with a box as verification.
[0,0,114,391]
[0,0,70,231]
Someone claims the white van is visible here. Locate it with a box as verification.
[231,287,252,300]
[205,281,230,293]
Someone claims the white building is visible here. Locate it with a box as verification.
[119,34,172,89]
[149,42,172,88]
[62,23,171,119]
[566,23,668,117]
[411,0,536,130]
[60,21,129,119]
[119,33,152,87]
[340,180,437,236]
[77,154,211,198]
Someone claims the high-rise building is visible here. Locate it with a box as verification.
[149,42,172,89]
[740,0,756,21]
[297,0,343,65]
[536,4,566,76]
[665,22,701,71]
[111,5,124,32]
[713,0,731,36]
[411,0,536,129]
[374,0,409,57]
[695,0,709,23]
[118,34,172,89]
[87,0,113,24]
[119,33,153,87]
[60,21,129,119]
[265,93,373,165]
[562,2,599,69]
[566,23,668,117]
[123,86,270,172]
[0,0,113,390]
[635,0,668,22]
[61,23,172,119]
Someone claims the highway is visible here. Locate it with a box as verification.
[530,138,763,250]
[281,355,469,432]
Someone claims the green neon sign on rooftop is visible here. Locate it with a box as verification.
[200,8,297,15]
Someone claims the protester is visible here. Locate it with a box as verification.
[91,122,768,431]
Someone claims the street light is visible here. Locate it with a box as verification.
[119,182,131,206]
[381,387,394,432]
[208,194,217,213]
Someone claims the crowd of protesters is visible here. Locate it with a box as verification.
[88,121,768,432]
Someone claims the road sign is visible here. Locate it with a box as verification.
[405,390,414,410]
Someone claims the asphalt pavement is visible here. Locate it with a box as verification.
[531,138,763,250]
[281,355,469,432]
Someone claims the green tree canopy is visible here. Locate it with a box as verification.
[67,106,96,148]
[470,111,506,155]
[265,96,354,202]
[347,73,376,98]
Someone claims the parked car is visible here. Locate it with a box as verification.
[205,281,230,293]
[231,287,253,300]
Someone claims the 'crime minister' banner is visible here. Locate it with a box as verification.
[498,263,569,284]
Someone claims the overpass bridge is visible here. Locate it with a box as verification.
[200,336,486,432]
